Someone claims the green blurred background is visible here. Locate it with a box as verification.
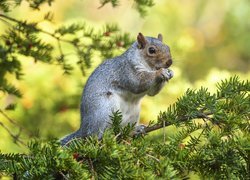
[0,0,249,152]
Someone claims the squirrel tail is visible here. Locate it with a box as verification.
[60,131,81,146]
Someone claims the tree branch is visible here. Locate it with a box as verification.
[0,121,26,146]
[143,112,213,134]
[0,109,19,126]
[0,109,36,146]
[0,13,72,44]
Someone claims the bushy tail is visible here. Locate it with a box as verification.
[60,131,80,146]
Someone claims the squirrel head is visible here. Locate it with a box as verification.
[136,33,172,70]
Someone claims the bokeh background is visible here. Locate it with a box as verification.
[0,0,249,152]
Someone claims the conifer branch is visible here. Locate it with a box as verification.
[0,13,73,44]
[0,13,133,96]
[0,109,19,126]
[0,109,33,139]
[0,121,26,146]
[0,109,27,145]
[98,0,154,16]
[144,112,213,134]
[0,76,249,179]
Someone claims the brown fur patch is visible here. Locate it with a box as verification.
[137,33,147,49]
[141,43,172,70]
[158,34,163,42]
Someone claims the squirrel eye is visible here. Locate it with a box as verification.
[148,47,156,54]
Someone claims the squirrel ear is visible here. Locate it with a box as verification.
[137,32,147,49]
[157,34,163,42]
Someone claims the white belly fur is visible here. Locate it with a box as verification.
[112,92,143,126]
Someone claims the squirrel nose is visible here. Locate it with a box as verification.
[166,58,172,67]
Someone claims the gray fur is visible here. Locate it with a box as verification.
[60,36,173,146]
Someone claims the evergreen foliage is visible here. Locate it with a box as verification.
[0,76,249,179]
[99,0,154,16]
[0,0,136,98]
[0,0,249,179]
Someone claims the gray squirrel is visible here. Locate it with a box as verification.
[60,33,174,145]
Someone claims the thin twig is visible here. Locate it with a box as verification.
[0,121,26,146]
[146,154,160,162]
[59,171,69,180]
[0,13,72,44]
[0,17,12,26]
[0,109,34,137]
[189,126,206,153]
[57,39,64,57]
[97,2,107,9]
[163,120,166,143]
[0,109,19,126]
[88,158,96,179]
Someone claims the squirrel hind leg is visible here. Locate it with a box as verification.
[81,98,116,137]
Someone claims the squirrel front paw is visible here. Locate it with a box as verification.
[158,68,174,81]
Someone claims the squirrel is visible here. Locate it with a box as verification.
[60,33,174,145]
